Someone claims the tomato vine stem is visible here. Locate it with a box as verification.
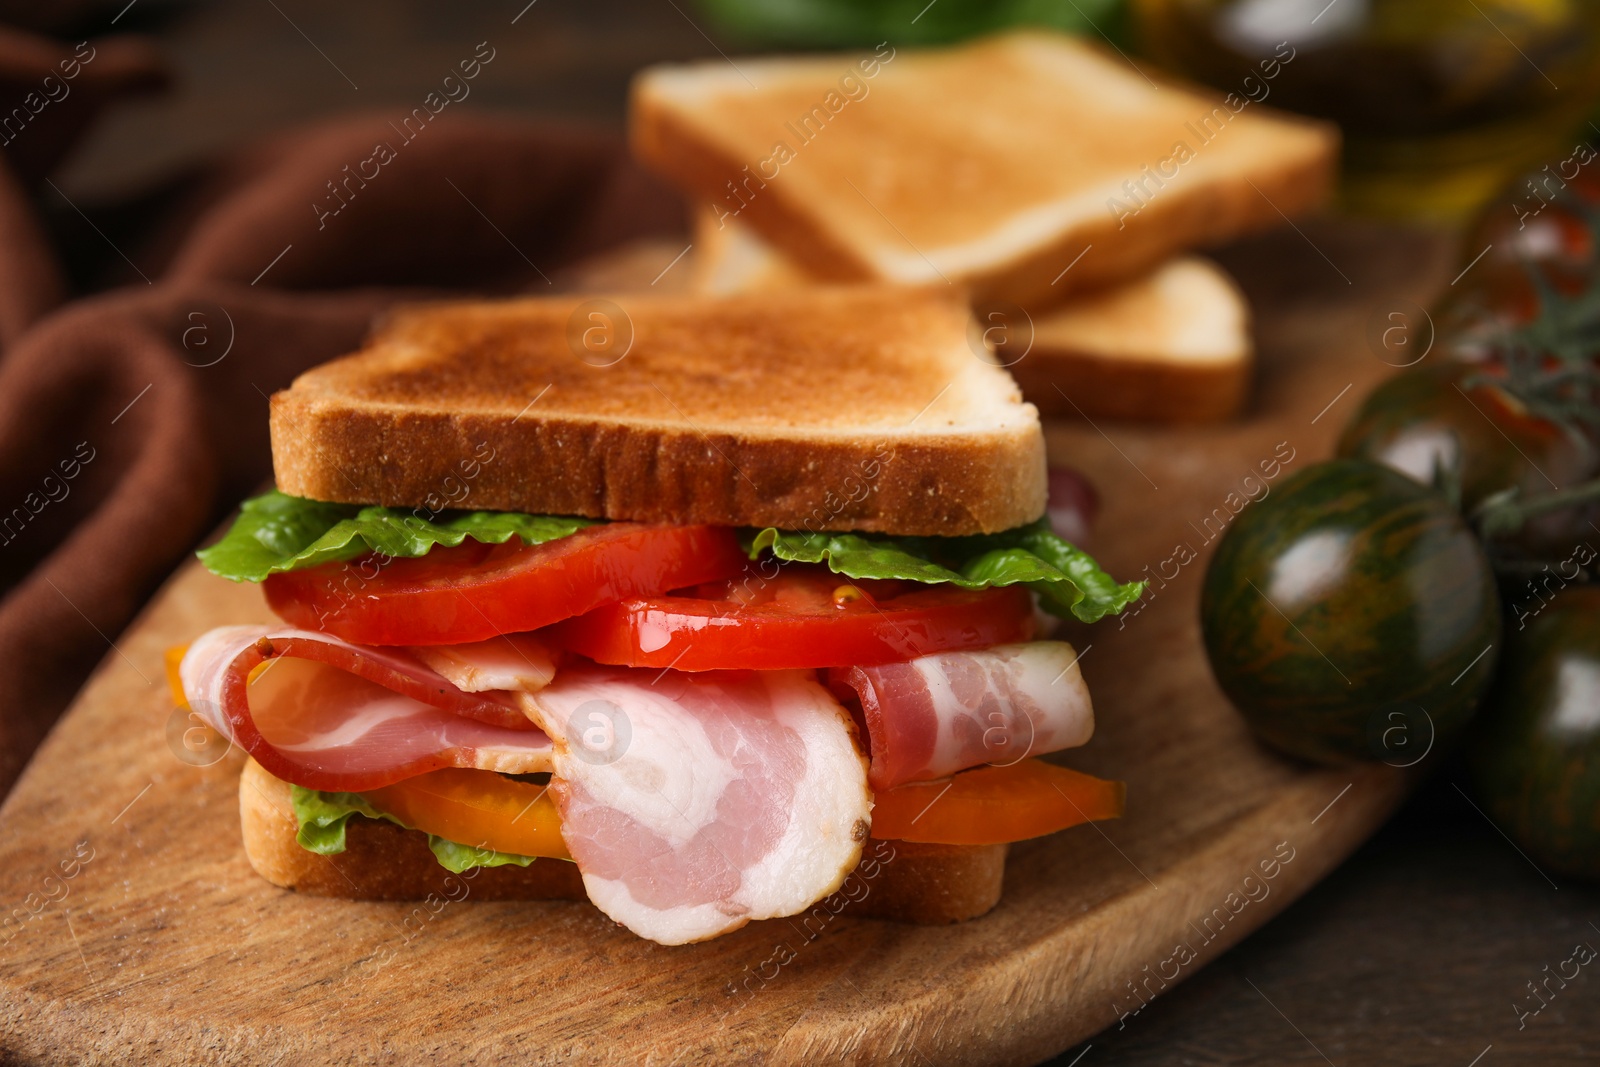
[1474,476,1600,543]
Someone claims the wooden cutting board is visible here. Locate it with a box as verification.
[0,227,1446,1065]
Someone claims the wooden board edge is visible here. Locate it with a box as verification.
[767,764,1409,1065]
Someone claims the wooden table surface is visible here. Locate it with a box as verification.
[42,2,1600,1064]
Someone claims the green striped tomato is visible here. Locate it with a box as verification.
[1469,587,1600,880]
[1337,363,1598,557]
[1200,459,1501,764]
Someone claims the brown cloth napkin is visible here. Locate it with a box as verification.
[0,27,685,798]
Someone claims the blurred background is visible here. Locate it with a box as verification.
[10,1,1600,1064]
[50,0,1600,222]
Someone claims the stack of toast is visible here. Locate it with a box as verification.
[632,31,1338,422]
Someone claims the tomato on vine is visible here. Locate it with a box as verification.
[1338,362,1598,556]
[1468,586,1600,880]
[1200,460,1500,765]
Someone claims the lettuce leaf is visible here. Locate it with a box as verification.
[425,836,535,874]
[292,787,388,855]
[200,492,1140,625]
[198,490,598,583]
[745,518,1144,623]
[289,785,538,873]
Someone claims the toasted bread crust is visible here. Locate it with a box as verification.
[240,759,1005,924]
[1010,349,1250,423]
[270,286,1047,536]
[1013,257,1253,422]
[272,394,1045,536]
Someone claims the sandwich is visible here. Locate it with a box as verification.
[175,284,1143,945]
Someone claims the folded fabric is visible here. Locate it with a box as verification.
[0,24,685,795]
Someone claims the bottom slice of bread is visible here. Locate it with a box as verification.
[240,759,1006,925]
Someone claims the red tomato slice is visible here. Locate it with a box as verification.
[364,769,569,860]
[546,566,1035,670]
[871,759,1124,844]
[264,524,749,646]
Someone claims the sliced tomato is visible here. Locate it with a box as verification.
[363,768,569,860]
[353,758,1120,854]
[264,523,749,646]
[546,566,1036,670]
[165,644,188,708]
[871,759,1124,844]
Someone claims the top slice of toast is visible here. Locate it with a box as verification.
[633,31,1336,307]
[271,285,1046,536]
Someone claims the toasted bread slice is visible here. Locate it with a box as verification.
[691,210,1252,423]
[1011,256,1252,423]
[271,285,1045,536]
[239,759,1006,924]
[634,31,1335,307]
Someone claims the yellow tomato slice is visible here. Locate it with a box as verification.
[363,768,570,860]
[871,759,1125,844]
[165,645,189,708]
[360,760,1118,853]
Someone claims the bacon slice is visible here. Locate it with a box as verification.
[410,634,558,694]
[184,627,872,944]
[180,626,553,792]
[527,664,871,945]
[828,641,1094,790]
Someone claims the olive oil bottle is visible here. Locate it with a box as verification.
[1132,0,1600,225]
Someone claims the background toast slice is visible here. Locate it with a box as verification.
[633,30,1336,308]
[271,285,1045,536]
[1011,256,1252,423]
[691,210,1252,423]
[240,758,1006,924]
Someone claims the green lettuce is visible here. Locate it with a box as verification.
[200,491,1140,625]
[197,490,598,583]
[425,836,536,874]
[290,785,538,874]
[745,518,1143,623]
